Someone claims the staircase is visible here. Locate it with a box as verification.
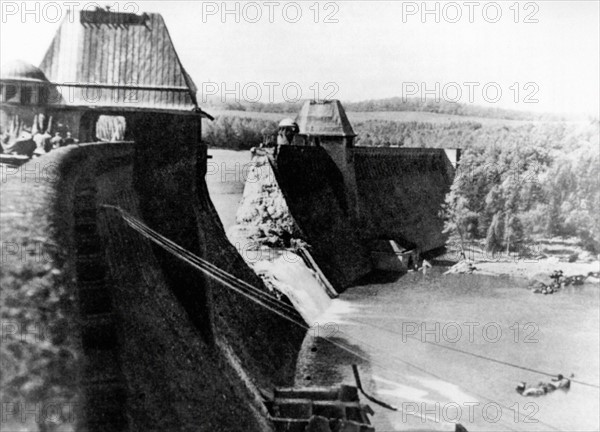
[74,179,128,431]
[268,386,375,432]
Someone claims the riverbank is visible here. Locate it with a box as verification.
[440,236,599,283]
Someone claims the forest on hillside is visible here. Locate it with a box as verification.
[202,112,599,254]
[204,97,572,121]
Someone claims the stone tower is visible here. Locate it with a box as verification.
[294,100,359,217]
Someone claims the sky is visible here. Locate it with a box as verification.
[1,1,599,116]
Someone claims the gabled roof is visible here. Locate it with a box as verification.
[295,100,356,137]
[38,8,202,113]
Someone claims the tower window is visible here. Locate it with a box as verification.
[4,84,18,102]
[21,86,35,104]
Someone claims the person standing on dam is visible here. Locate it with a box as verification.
[276,118,300,145]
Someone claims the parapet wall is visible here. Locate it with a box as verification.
[1,145,85,431]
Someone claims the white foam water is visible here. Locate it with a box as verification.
[252,254,333,323]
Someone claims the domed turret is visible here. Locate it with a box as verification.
[0,59,59,106]
[1,60,50,83]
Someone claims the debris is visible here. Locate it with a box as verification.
[516,374,572,397]
[352,364,397,411]
[587,271,600,283]
[419,259,432,275]
[532,269,594,294]
[444,260,477,275]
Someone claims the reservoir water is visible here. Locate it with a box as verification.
[308,273,600,432]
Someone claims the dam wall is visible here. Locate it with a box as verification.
[129,113,305,389]
[271,145,373,289]
[353,147,456,253]
[1,135,306,430]
[227,143,457,292]
[227,143,456,292]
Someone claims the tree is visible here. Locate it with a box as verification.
[501,176,524,254]
[442,179,478,260]
[486,213,504,255]
[484,186,505,253]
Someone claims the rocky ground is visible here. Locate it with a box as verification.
[440,237,599,285]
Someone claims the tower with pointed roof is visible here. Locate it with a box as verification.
[1,7,212,148]
[294,99,359,216]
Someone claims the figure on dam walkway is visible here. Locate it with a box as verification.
[276,118,300,145]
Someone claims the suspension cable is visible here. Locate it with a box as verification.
[102,205,565,431]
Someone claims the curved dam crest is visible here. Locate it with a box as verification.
[1,140,306,431]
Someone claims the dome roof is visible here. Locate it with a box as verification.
[0,60,49,82]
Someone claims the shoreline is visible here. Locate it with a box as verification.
[447,258,600,285]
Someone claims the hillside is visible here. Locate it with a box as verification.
[202,96,589,122]
[207,109,560,126]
